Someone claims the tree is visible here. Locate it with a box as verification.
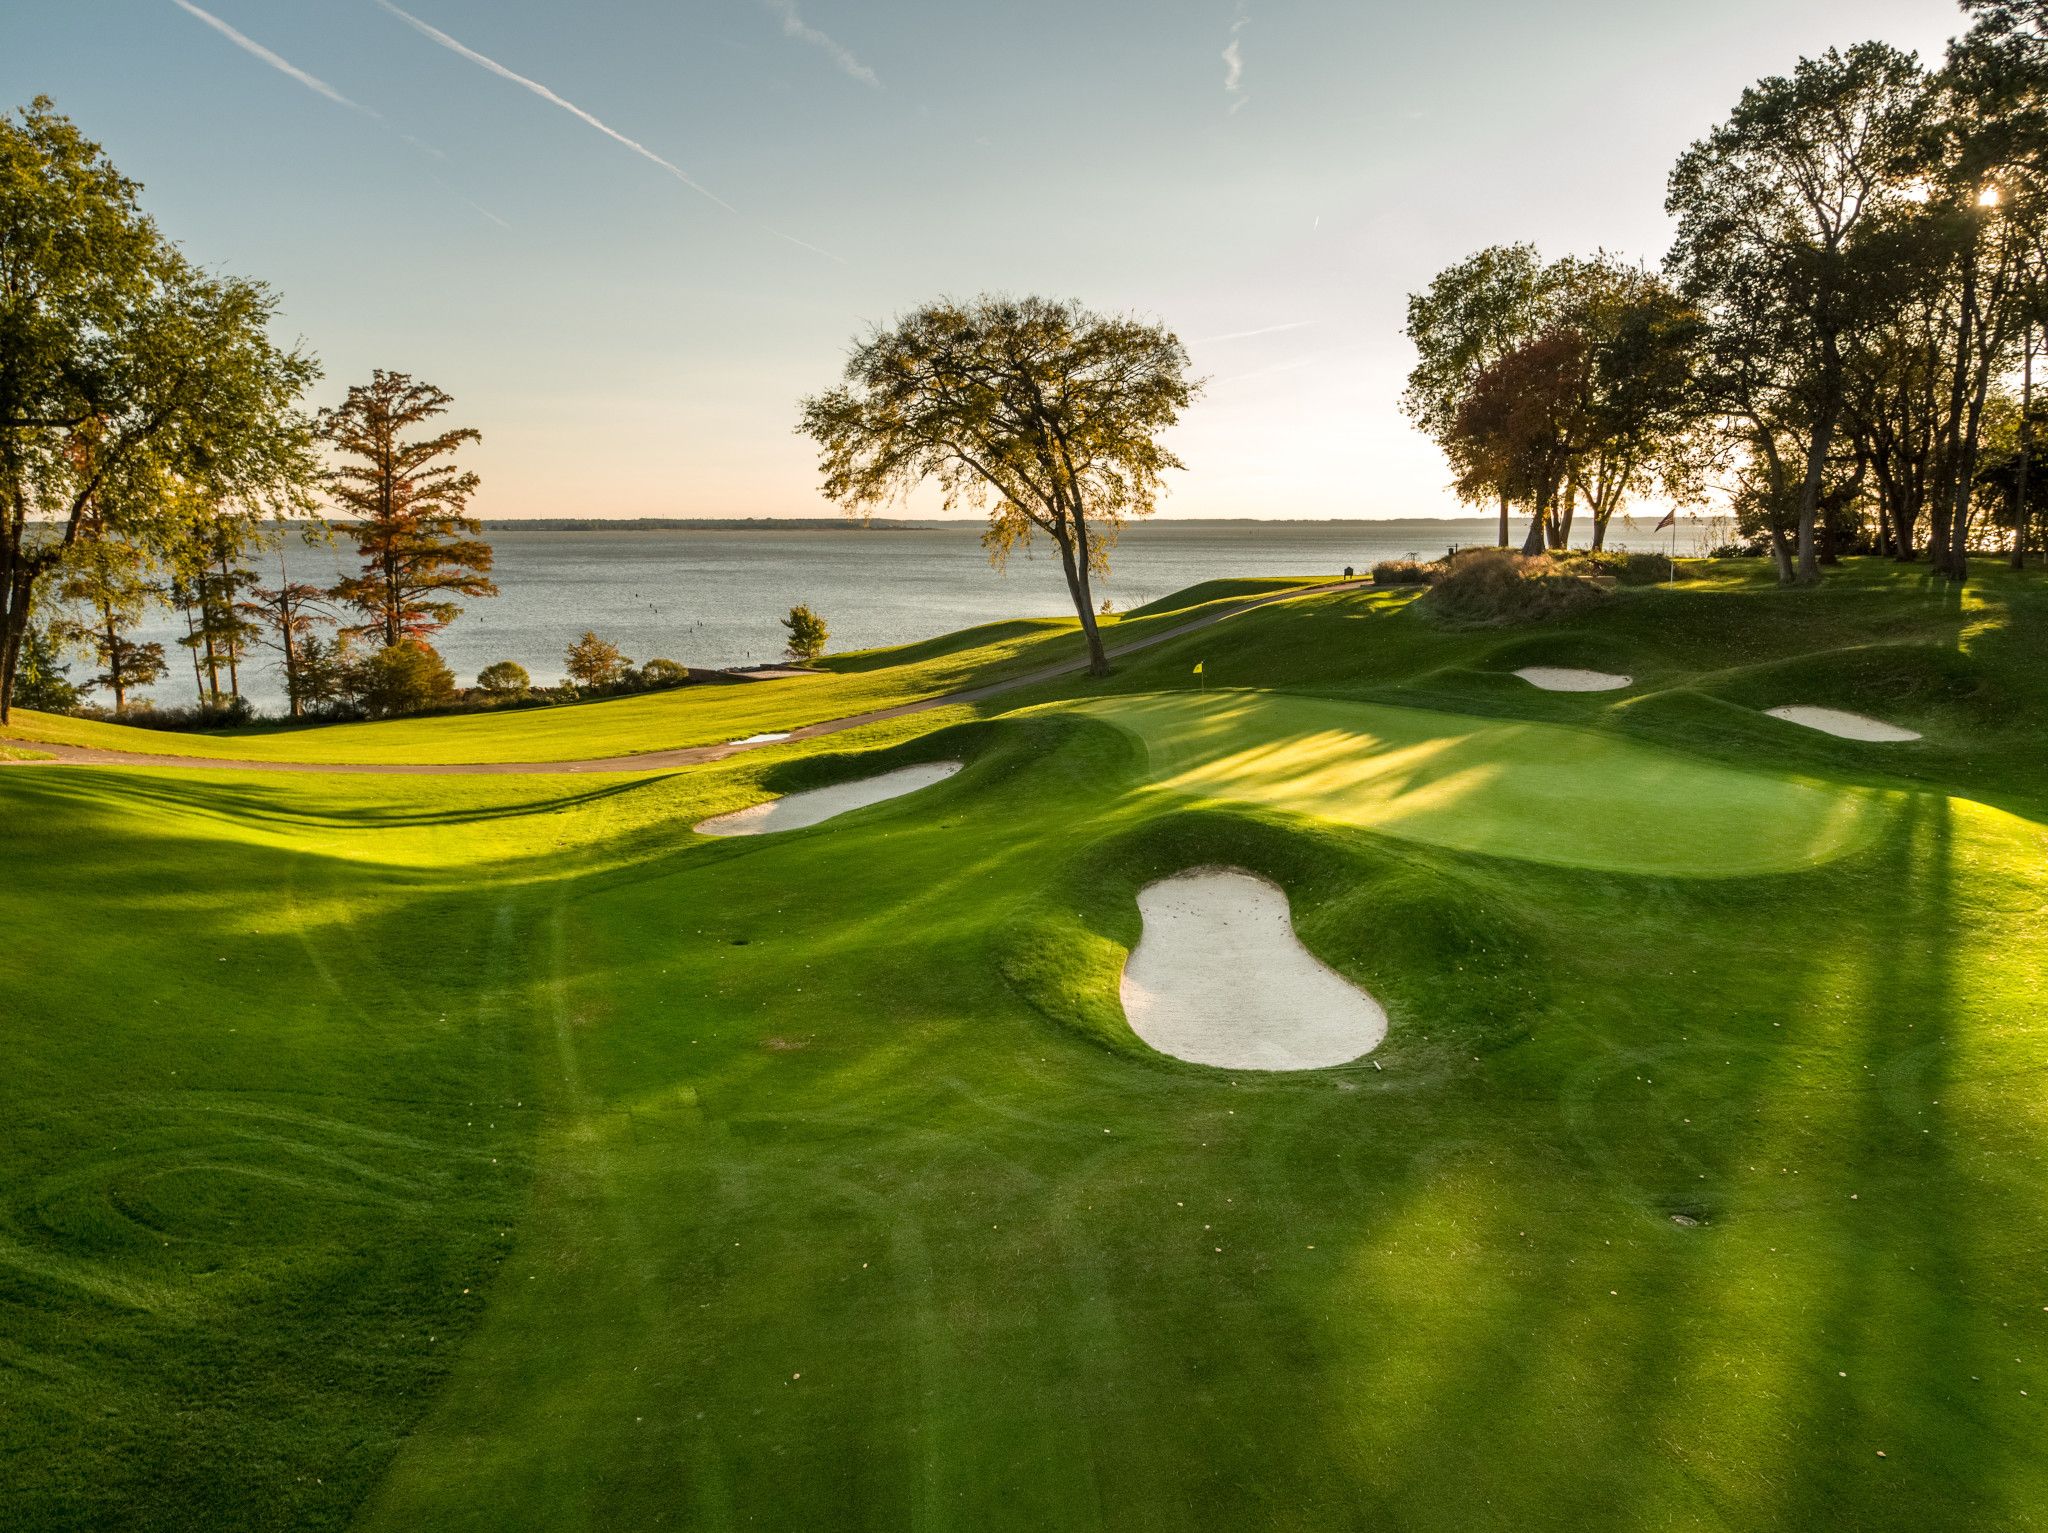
[52,537,165,711]
[1404,245,1558,546]
[0,98,320,721]
[10,624,78,712]
[798,295,1198,677]
[1553,260,1707,549]
[238,548,334,719]
[475,659,531,696]
[782,603,828,663]
[289,633,353,716]
[353,639,455,717]
[564,631,630,689]
[1667,44,1931,583]
[1447,331,1591,555]
[320,371,496,647]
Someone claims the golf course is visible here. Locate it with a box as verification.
[5,561,2044,1531]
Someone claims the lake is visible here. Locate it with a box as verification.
[132,516,1721,712]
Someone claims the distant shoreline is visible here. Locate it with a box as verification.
[475,515,1550,532]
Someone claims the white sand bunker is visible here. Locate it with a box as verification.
[694,761,961,837]
[1120,869,1386,1070]
[1764,705,1920,743]
[1515,666,1631,692]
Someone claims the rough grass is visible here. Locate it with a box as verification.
[0,586,1322,766]
[5,559,2047,1531]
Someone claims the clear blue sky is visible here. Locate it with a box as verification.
[7,0,1962,520]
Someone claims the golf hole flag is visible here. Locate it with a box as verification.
[1193,660,1204,675]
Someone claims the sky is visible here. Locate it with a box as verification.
[6,0,1967,521]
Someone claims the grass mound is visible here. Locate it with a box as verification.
[1118,576,1329,619]
[1423,549,1608,625]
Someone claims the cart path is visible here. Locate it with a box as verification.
[3,579,1372,775]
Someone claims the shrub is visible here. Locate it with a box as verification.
[355,640,457,718]
[565,631,631,689]
[1424,549,1606,626]
[1558,549,1683,585]
[70,695,255,731]
[782,604,829,664]
[1372,559,1433,586]
[476,660,531,696]
[640,657,691,688]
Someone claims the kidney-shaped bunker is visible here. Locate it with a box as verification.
[1120,869,1387,1070]
[694,761,962,837]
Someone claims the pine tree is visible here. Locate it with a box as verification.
[319,371,496,646]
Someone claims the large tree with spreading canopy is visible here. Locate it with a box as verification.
[797,295,1199,676]
[0,98,319,720]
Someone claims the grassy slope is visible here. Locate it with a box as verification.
[4,560,2046,1531]
[0,586,1323,766]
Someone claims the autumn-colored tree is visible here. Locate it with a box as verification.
[781,604,828,663]
[1447,332,1593,555]
[565,631,630,689]
[320,371,495,647]
[799,296,1198,677]
[1404,245,1559,546]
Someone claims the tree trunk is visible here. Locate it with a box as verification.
[0,575,33,725]
[1496,493,1509,549]
[2013,332,2033,571]
[1052,524,1110,677]
[1795,352,1840,586]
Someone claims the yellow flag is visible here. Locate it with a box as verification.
[1192,660,1204,675]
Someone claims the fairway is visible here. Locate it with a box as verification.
[1063,690,1884,875]
[6,570,2048,1533]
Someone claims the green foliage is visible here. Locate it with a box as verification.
[1372,559,1434,585]
[781,603,829,663]
[638,657,690,687]
[353,640,456,718]
[0,97,321,717]
[798,294,1199,674]
[475,660,532,696]
[563,632,630,690]
[11,624,78,711]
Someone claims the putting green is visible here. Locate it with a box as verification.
[1064,690,1885,876]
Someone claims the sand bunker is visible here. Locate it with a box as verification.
[1120,869,1386,1070]
[1515,666,1631,692]
[1764,705,1921,743]
[694,761,961,837]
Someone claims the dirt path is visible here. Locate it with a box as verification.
[4,579,1370,775]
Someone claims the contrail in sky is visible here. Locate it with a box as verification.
[761,0,881,88]
[171,0,375,116]
[1189,320,1315,344]
[375,0,736,212]
[170,0,510,224]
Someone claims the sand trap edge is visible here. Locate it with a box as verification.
[1763,705,1921,743]
[1514,666,1632,692]
[1119,866,1387,1072]
[694,761,963,838]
